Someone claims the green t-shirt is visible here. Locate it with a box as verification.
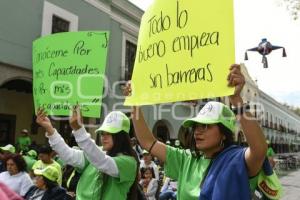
[165,146,258,200]
[76,154,137,200]
[267,147,275,157]
[23,155,37,171]
[32,159,62,185]
[165,146,211,200]
[17,136,31,152]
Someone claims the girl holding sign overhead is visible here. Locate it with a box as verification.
[123,64,268,200]
[36,109,139,200]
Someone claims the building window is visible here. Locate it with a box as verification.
[42,1,78,36]
[52,15,70,33]
[121,33,137,81]
[125,41,137,81]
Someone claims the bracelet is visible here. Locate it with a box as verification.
[148,140,157,154]
[231,104,250,115]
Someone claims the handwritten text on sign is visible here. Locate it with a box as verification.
[125,0,235,105]
[33,31,109,117]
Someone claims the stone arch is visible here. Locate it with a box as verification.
[152,119,174,143]
[0,76,32,86]
[0,78,32,93]
[0,63,32,86]
[0,76,33,145]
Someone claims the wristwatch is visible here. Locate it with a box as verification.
[231,104,250,115]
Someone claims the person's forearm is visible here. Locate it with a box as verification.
[239,112,267,158]
[132,106,167,162]
[232,97,267,159]
[131,106,157,150]
[73,127,119,177]
[46,130,85,169]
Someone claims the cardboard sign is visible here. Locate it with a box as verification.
[125,0,235,105]
[33,31,109,117]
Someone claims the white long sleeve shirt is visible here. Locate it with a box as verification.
[46,127,119,177]
[0,171,33,196]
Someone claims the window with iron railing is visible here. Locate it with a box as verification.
[124,40,137,81]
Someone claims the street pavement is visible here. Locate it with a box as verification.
[280,169,300,200]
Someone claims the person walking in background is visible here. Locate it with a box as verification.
[36,109,139,200]
[16,129,31,153]
[0,153,33,197]
[124,64,268,200]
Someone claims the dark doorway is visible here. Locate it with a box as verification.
[0,114,16,146]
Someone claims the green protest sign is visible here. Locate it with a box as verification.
[32,31,109,118]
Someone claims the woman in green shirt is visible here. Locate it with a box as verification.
[124,64,267,200]
[36,109,139,200]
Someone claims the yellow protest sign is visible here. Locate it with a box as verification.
[125,0,235,105]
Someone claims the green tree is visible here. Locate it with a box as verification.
[280,0,300,20]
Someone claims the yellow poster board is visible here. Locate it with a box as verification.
[125,0,235,105]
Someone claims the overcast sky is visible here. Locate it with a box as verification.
[129,0,300,107]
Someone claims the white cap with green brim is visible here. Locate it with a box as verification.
[95,111,130,134]
[182,101,236,133]
[0,144,16,153]
[27,150,37,158]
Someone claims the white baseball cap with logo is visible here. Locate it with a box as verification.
[95,111,130,134]
[183,101,236,133]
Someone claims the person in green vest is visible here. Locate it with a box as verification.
[36,109,139,200]
[16,129,32,153]
[22,149,37,176]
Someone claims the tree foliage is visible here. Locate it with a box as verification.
[283,102,300,116]
[280,0,300,20]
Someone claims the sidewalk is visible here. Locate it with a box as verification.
[280,169,300,200]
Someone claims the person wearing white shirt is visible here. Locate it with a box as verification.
[139,167,158,200]
[0,153,33,197]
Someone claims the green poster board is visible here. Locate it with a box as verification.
[32,31,109,118]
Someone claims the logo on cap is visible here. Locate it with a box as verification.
[199,103,213,115]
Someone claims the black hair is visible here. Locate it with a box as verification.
[38,145,53,154]
[217,123,234,149]
[42,176,59,190]
[100,131,139,200]
[140,167,155,179]
[5,153,27,172]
